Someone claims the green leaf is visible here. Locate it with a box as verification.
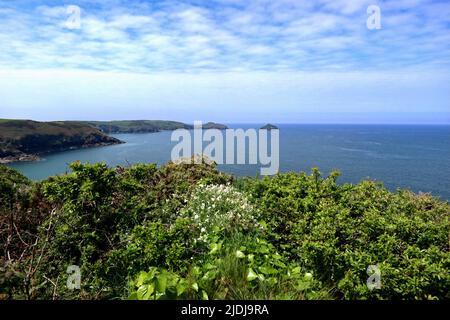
[202,270,216,281]
[209,242,221,255]
[259,266,278,275]
[156,273,167,293]
[136,285,146,300]
[247,268,258,281]
[192,282,199,292]
[146,284,155,299]
[128,292,138,300]
[235,250,245,258]
[192,267,201,276]
[291,266,301,275]
[136,284,154,300]
[147,267,158,280]
[176,280,187,297]
[204,263,216,270]
[258,220,267,229]
[136,272,148,287]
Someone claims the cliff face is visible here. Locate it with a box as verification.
[0,120,123,163]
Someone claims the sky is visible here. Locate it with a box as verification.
[0,0,449,123]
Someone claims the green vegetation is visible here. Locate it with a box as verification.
[0,119,122,163]
[84,120,192,133]
[84,120,228,133]
[0,161,449,300]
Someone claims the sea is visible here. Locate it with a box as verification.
[7,124,450,200]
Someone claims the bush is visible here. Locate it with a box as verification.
[245,169,450,299]
[1,162,449,300]
[28,160,231,299]
[104,218,198,297]
[0,166,52,299]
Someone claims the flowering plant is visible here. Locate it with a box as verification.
[181,183,262,243]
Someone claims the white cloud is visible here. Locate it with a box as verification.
[0,0,448,73]
[0,0,449,122]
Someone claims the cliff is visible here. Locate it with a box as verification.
[0,119,123,163]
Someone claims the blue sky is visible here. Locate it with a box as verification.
[0,0,449,123]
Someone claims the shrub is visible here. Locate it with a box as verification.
[0,166,52,299]
[29,160,232,299]
[103,218,198,297]
[1,162,449,300]
[129,232,329,300]
[246,169,450,299]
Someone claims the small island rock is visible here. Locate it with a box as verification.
[260,123,279,130]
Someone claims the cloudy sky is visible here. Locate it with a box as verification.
[0,0,449,123]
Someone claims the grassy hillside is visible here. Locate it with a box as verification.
[84,120,228,133]
[84,120,192,133]
[0,119,123,162]
[0,160,448,300]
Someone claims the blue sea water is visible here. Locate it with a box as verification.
[7,124,450,200]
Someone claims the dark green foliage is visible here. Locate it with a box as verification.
[244,169,450,299]
[105,218,198,297]
[0,162,449,300]
[0,165,31,210]
[0,166,52,299]
[31,160,229,299]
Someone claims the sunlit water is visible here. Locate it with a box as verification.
[7,124,450,200]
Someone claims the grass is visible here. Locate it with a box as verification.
[0,119,103,139]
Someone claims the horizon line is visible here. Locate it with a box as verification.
[1,118,449,126]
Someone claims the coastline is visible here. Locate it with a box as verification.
[0,154,41,164]
[0,140,124,164]
[0,119,227,164]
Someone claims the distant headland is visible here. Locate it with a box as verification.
[85,120,227,133]
[0,119,227,163]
